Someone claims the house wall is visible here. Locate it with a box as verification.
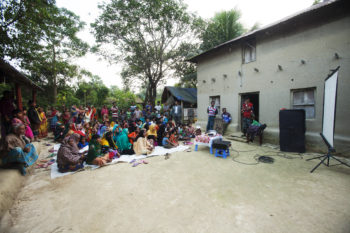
[196,15,350,155]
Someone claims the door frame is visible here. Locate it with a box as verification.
[239,91,260,131]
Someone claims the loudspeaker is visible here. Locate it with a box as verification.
[212,140,231,150]
[279,109,306,153]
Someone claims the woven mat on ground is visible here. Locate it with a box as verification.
[50,145,189,179]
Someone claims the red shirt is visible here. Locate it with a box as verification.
[242,102,253,118]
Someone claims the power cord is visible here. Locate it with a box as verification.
[230,146,303,166]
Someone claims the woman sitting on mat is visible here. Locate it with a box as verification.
[57,133,85,173]
[133,129,154,155]
[4,123,38,175]
[113,124,134,155]
[147,123,157,146]
[100,131,120,158]
[86,134,112,166]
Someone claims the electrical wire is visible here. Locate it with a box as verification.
[230,146,304,166]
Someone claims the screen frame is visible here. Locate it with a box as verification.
[321,66,340,149]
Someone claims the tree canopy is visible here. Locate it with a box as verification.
[200,9,245,52]
[92,0,200,105]
[1,0,89,104]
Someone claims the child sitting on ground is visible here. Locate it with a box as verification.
[169,129,179,147]
[162,132,177,149]
[186,123,196,138]
[78,136,89,149]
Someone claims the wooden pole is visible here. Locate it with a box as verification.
[181,100,184,123]
[32,89,37,104]
[15,83,23,110]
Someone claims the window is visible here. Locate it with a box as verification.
[209,96,220,114]
[242,39,256,64]
[292,88,316,119]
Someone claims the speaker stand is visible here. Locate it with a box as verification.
[307,148,350,173]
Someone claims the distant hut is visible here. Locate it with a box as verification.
[161,86,197,123]
[0,58,43,111]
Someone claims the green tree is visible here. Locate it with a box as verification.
[76,75,109,107]
[107,86,136,110]
[172,43,199,88]
[0,0,55,59]
[200,9,245,51]
[1,1,89,104]
[92,0,199,106]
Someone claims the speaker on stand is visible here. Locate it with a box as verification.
[279,109,306,153]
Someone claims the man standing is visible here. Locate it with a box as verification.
[27,100,41,141]
[111,102,119,123]
[171,101,182,125]
[130,102,137,113]
[154,101,162,114]
[0,91,15,138]
[221,108,232,135]
[241,98,253,136]
[206,101,218,132]
[145,101,152,112]
[134,106,142,120]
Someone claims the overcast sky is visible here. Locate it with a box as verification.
[56,0,314,89]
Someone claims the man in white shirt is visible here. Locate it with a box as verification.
[134,106,142,120]
[154,101,162,113]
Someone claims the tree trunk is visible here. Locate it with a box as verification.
[149,82,157,107]
[144,84,150,105]
[53,76,57,104]
[52,45,57,104]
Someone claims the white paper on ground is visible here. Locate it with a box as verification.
[50,145,189,179]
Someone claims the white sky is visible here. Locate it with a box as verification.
[56,0,314,89]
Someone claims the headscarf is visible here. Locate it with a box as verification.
[57,133,81,166]
[101,131,118,150]
[99,125,108,137]
[61,133,80,152]
[147,124,157,137]
[114,126,131,151]
[86,134,102,164]
[112,124,120,142]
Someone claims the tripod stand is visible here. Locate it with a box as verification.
[307,134,350,173]
[307,148,350,173]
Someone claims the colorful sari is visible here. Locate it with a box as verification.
[86,137,103,164]
[50,110,58,131]
[133,137,153,155]
[4,134,38,175]
[113,125,133,154]
[39,112,48,138]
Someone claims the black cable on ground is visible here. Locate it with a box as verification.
[230,146,304,166]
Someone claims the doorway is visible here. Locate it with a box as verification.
[240,92,259,131]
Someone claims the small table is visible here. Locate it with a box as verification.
[194,134,223,154]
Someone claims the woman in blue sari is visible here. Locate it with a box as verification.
[4,123,38,175]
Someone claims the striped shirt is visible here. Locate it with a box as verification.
[111,106,118,118]
[208,106,217,116]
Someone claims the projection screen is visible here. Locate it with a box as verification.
[322,68,339,148]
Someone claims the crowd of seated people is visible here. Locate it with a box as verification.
[51,102,196,173]
[0,89,197,175]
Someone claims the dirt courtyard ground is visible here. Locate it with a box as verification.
[1,138,349,233]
